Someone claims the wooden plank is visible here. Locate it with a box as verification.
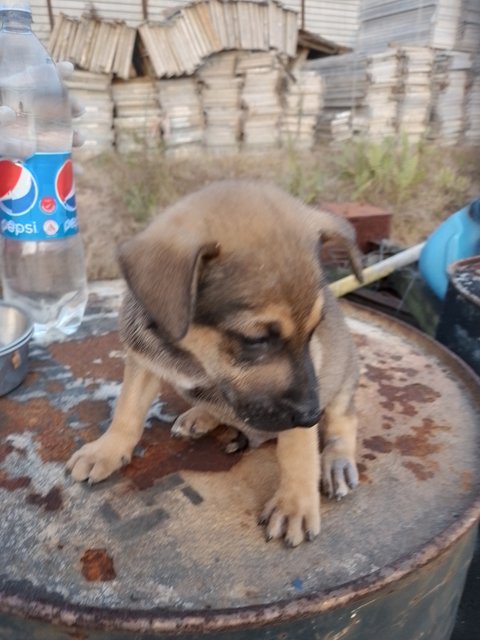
[179,7,201,63]
[138,23,167,78]
[197,0,221,52]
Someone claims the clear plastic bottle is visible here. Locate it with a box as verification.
[0,0,87,338]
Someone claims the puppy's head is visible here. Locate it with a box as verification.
[118,181,362,432]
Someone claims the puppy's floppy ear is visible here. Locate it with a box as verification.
[308,207,364,283]
[118,228,219,341]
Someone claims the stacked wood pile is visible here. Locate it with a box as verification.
[112,79,161,154]
[285,0,360,49]
[64,71,114,158]
[49,14,136,79]
[430,51,472,145]
[109,48,322,156]
[352,50,399,140]
[198,52,242,153]
[239,52,283,150]
[309,45,477,145]
[47,1,324,156]
[280,69,323,148]
[357,0,480,54]
[457,0,480,52]
[314,53,366,142]
[137,0,298,78]
[396,47,435,143]
[157,78,204,156]
[33,0,360,50]
[465,53,480,144]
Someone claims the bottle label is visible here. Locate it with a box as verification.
[0,152,79,241]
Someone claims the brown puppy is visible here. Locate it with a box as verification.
[67,180,363,547]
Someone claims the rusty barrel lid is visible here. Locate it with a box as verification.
[447,255,480,306]
[0,281,479,635]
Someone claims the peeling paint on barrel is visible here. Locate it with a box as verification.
[0,285,478,639]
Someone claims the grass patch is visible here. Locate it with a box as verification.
[75,142,479,280]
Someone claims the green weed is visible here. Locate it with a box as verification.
[337,134,425,203]
[282,144,324,204]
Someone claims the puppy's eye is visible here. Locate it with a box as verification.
[241,334,270,348]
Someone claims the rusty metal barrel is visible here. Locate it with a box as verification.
[0,282,479,640]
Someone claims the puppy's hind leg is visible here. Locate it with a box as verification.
[66,351,160,483]
[321,386,359,501]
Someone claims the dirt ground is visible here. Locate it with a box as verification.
[74,143,480,281]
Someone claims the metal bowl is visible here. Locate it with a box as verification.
[0,302,34,396]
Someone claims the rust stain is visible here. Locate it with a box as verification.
[0,471,31,491]
[0,395,99,464]
[460,470,474,493]
[363,435,393,454]
[26,486,63,511]
[402,460,435,481]
[362,418,449,481]
[122,423,242,490]
[80,548,116,582]
[395,418,449,457]
[69,399,112,428]
[49,332,124,380]
[356,462,370,483]
[363,364,441,416]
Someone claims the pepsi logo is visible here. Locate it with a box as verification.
[55,159,76,212]
[0,160,38,217]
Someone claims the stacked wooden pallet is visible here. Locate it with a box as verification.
[358,0,480,54]
[198,52,242,153]
[317,111,352,143]
[64,71,114,158]
[280,70,323,149]
[239,52,283,150]
[465,53,480,145]
[157,77,204,156]
[49,14,136,79]
[282,0,360,48]
[356,49,399,139]
[430,51,471,145]
[138,0,298,78]
[112,79,161,154]
[455,0,480,52]
[307,53,366,141]
[396,47,434,142]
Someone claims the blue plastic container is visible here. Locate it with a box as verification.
[419,199,480,299]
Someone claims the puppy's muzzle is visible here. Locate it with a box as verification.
[231,393,322,431]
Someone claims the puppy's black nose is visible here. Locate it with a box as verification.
[281,398,322,427]
[292,407,323,427]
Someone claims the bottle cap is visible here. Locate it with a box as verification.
[0,0,31,12]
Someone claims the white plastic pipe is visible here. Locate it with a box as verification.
[329,242,426,298]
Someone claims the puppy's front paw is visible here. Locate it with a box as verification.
[259,488,321,548]
[66,432,135,483]
[321,443,358,501]
[171,407,220,439]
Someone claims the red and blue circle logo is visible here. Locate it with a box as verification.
[0,159,38,217]
[55,158,76,212]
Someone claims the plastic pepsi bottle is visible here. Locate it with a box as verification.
[0,0,87,338]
